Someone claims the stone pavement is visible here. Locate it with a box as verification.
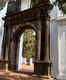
[0,64,53,80]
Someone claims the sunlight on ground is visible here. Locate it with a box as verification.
[21,64,34,71]
[0,64,53,80]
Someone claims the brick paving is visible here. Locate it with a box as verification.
[0,64,53,80]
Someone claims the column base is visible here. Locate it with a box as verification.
[0,59,7,70]
[8,63,17,72]
[56,74,66,80]
[34,60,50,75]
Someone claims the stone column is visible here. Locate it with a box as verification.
[34,30,42,74]
[0,26,7,70]
[57,27,66,79]
[10,39,18,71]
[23,58,27,64]
[8,26,11,70]
[44,20,50,63]
[34,20,50,75]
[18,35,24,70]
[30,58,33,66]
[14,40,18,70]
[43,20,50,75]
[2,26,7,59]
[36,31,41,60]
[10,40,17,71]
[50,18,66,79]
[16,39,20,70]
[34,30,41,61]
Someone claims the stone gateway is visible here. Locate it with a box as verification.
[2,6,50,75]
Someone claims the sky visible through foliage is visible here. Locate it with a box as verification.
[23,29,36,58]
[0,0,66,13]
[0,0,7,10]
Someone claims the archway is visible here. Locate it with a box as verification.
[3,7,50,75]
[8,22,41,72]
[17,28,36,73]
[11,25,38,73]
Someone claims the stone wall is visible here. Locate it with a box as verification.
[50,16,66,79]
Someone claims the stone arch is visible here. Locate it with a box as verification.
[10,24,41,70]
[13,23,40,39]
[3,7,50,75]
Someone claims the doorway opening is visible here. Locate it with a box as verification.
[17,29,36,74]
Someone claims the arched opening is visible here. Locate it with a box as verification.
[9,24,40,74]
[17,29,36,73]
[2,6,50,76]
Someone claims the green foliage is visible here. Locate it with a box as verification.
[0,0,7,10]
[30,0,40,8]
[54,0,66,13]
[23,29,36,59]
[30,0,51,8]
[1,0,66,13]
[30,0,66,14]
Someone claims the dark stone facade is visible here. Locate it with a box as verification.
[1,0,51,76]
[3,6,50,75]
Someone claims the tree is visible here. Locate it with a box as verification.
[54,0,66,13]
[0,0,7,10]
[1,0,66,13]
[23,29,36,59]
[31,0,66,14]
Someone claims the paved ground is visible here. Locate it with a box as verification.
[0,64,53,80]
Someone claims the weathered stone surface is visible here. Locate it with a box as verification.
[50,17,66,79]
[3,2,50,76]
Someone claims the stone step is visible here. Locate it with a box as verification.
[41,76,53,80]
[32,74,54,80]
